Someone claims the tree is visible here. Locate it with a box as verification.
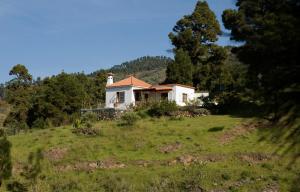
[222,0,300,120]
[8,64,32,87]
[0,84,4,99]
[0,129,12,187]
[167,1,227,91]
[165,49,193,85]
[169,1,221,64]
[4,65,33,132]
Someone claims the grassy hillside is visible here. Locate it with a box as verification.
[4,116,299,191]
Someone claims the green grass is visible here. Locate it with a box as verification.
[3,115,299,191]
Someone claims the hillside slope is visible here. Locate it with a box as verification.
[5,116,299,191]
[91,56,172,84]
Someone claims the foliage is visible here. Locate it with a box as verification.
[4,64,33,133]
[5,149,44,192]
[8,64,32,87]
[91,56,172,84]
[120,112,140,126]
[0,84,5,99]
[222,0,300,121]
[165,49,193,85]
[72,114,101,136]
[184,107,211,116]
[6,180,28,192]
[148,101,178,117]
[0,129,12,187]
[4,65,107,131]
[21,149,43,184]
[72,126,101,136]
[167,1,227,93]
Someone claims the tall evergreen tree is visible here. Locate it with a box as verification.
[4,64,33,132]
[222,0,300,120]
[167,1,227,91]
[165,49,193,85]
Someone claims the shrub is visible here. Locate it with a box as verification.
[208,126,224,132]
[51,181,80,192]
[81,112,98,123]
[120,112,140,126]
[72,126,101,136]
[148,101,178,117]
[169,116,184,121]
[31,118,49,129]
[221,173,231,180]
[136,110,148,119]
[72,117,101,136]
[240,171,251,180]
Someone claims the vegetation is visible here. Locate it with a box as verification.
[166,1,228,94]
[0,129,12,187]
[165,49,193,85]
[148,101,178,117]
[222,0,300,122]
[91,56,172,84]
[119,112,140,126]
[0,116,298,191]
[0,0,299,191]
[3,68,107,132]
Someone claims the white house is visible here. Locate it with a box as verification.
[105,73,196,110]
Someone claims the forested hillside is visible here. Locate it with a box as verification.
[91,56,172,84]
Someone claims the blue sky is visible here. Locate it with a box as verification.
[0,0,237,83]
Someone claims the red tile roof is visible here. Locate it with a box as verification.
[106,75,152,88]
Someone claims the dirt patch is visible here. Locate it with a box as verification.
[262,184,279,192]
[159,142,182,153]
[237,152,272,164]
[198,154,226,162]
[56,158,125,172]
[44,148,68,161]
[12,162,24,174]
[219,120,269,144]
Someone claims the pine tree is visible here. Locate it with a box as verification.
[167,1,227,91]
[222,0,300,120]
[165,49,193,85]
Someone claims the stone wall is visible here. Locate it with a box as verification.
[80,108,124,120]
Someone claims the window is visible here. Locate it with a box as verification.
[144,93,149,102]
[182,93,188,103]
[135,92,141,102]
[117,92,125,103]
[161,93,168,100]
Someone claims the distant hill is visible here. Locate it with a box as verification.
[91,56,172,84]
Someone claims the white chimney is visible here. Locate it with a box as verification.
[107,73,114,86]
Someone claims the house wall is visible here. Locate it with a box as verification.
[169,86,195,106]
[105,86,145,110]
[105,86,134,110]
[105,85,195,109]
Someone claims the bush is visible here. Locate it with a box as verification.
[72,116,101,136]
[31,118,49,129]
[221,173,231,180]
[148,101,178,117]
[81,112,98,123]
[187,107,211,116]
[72,126,101,136]
[136,110,148,119]
[120,112,140,126]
